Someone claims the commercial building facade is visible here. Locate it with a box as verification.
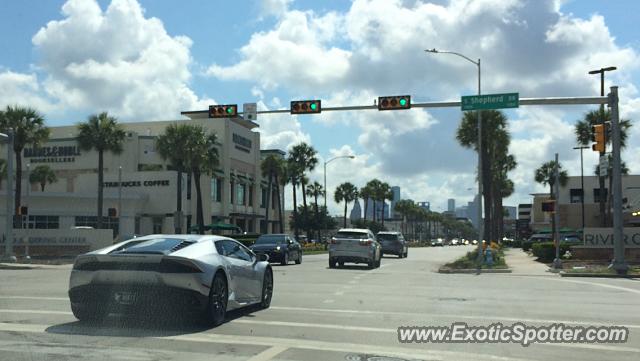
[0,114,285,240]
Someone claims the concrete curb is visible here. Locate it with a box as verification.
[0,263,72,270]
[559,272,639,278]
[438,268,512,274]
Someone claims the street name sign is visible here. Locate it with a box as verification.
[461,92,519,111]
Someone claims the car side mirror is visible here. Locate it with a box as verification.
[256,253,269,262]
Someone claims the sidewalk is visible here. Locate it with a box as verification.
[504,248,553,276]
[0,262,73,270]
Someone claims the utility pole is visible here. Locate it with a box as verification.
[589,67,616,226]
[573,146,589,230]
[2,129,16,262]
[553,153,562,269]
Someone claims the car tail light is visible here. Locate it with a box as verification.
[359,239,372,246]
[160,258,203,273]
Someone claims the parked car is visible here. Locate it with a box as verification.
[528,234,553,243]
[431,238,444,247]
[450,238,460,246]
[329,228,381,269]
[68,234,273,326]
[250,234,302,265]
[377,231,408,258]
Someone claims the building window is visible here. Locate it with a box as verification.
[247,219,254,233]
[75,216,119,234]
[135,217,141,234]
[24,215,59,229]
[237,183,246,206]
[569,189,583,204]
[248,185,254,207]
[186,173,192,200]
[593,188,608,203]
[152,217,163,234]
[260,187,267,208]
[211,178,222,202]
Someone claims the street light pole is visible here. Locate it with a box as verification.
[573,146,589,230]
[588,67,616,227]
[425,48,483,264]
[323,155,355,211]
[1,129,16,262]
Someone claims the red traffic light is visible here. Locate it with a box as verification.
[209,104,238,118]
[378,95,411,111]
[291,100,321,114]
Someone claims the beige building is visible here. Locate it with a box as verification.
[529,175,640,232]
[1,113,285,239]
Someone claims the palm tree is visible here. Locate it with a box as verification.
[359,185,372,221]
[364,179,383,222]
[378,182,392,227]
[0,106,49,218]
[76,112,125,229]
[276,159,288,232]
[261,155,283,234]
[288,143,318,238]
[29,165,57,191]
[393,199,414,236]
[575,109,632,226]
[535,160,569,240]
[286,159,304,238]
[0,159,6,189]
[182,125,220,235]
[334,182,358,228]
[306,181,324,239]
[492,151,516,241]
[156,123,191,233]
[457,110,509,243]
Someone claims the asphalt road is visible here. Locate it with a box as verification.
[1,246,640,361]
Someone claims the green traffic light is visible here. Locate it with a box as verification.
[310,103,317,111]
[226,107,233,114]
[399,98,407,107]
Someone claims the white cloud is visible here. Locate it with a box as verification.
[28,0,211,120]
[0,71,54,112]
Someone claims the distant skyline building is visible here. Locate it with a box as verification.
[504,206,517,220]
[447,199,455,212]
[390,186,401,218]
[350,199,362,221]
[365,199,389,220]
[466,195,481,229]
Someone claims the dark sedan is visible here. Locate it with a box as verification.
[250,234,302,265]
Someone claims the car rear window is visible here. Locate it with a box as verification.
[335,232,369,239]
[111,238,192,254]
[377,234,398,241]
[255,235,287,244]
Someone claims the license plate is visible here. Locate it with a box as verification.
[114,292,136,305]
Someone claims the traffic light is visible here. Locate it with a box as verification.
[108,208,117,217]
[290,100,321,114]
[208,104,238,118]
[591,124,605,153]
[378,95,411,111]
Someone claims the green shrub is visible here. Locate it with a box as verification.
[522,241,533,252]
[531,242,575,262]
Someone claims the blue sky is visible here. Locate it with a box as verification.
[1,0,639,214]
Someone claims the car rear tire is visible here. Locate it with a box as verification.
[260,268,273,309]
[71,302,108,322]
[281,252,289,266]
[404,250,408,258]
[329,258,337,268]
[338,260,344,268]
[205,272,228,327]
[368,258,375,269]
[295,251,302,264]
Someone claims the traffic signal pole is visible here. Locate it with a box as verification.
[609,86,628,274]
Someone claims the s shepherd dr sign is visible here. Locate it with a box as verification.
[583,228,640,248]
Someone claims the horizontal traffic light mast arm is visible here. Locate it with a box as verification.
[181,96,608,116]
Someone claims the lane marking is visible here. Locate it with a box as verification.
[0,296,67,301]
[534,277,640,295]
[334,291,344,296]
[322,299,334,304]
[245,346,288,361]
[233,319,394,334]
[0,320,638,357]
[0,309,71,315]
[269,306,640,330]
